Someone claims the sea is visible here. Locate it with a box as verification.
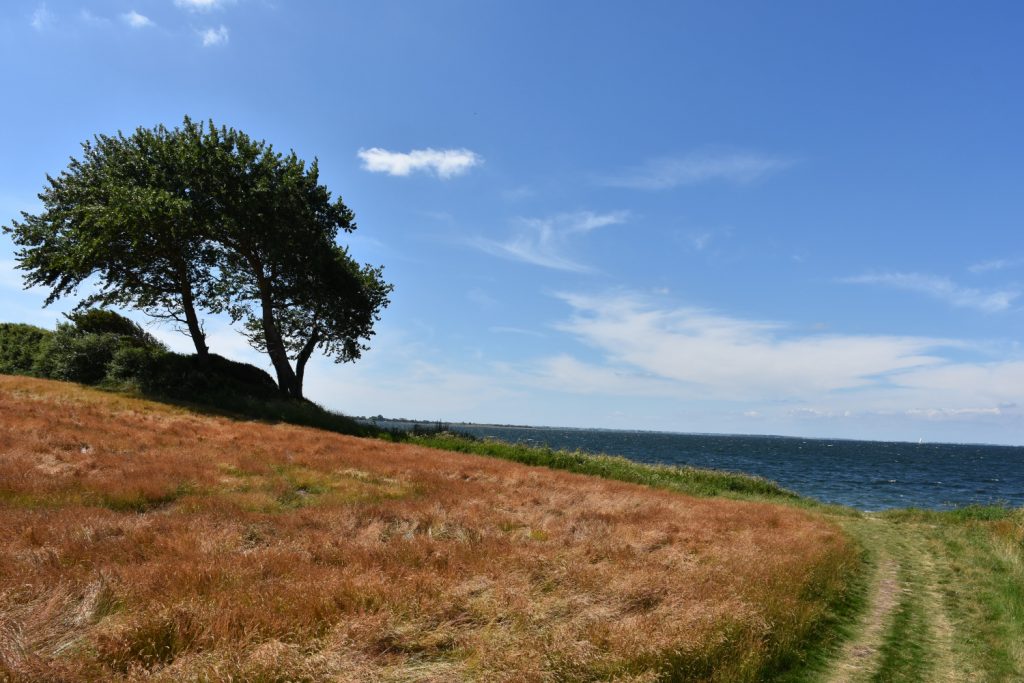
[381,422,1024,511]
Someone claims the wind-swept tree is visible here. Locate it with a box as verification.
[4,117,391,397]
[239,245,392,398]
[4,121,220,360]
[191,122,388,397]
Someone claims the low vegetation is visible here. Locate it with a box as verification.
[0,376,860,681]
[401,432,801,502]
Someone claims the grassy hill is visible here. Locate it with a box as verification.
[0,376,859,682]
[4,375,1022,681]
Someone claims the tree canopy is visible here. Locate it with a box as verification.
[3,117,391,398]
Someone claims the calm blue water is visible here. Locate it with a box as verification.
[384,422,1024,511]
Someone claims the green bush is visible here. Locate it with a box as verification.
[33,326,126,384]
[27,309,167,385]
[0,323,53,375]
[106,344,166,385]
[108,350,280,402]
[64,309,166,349]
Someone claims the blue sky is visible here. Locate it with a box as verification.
[2,1,1023,444]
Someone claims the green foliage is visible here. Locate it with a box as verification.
[0,323,52,375]
[4,117,392,395]
[125,352,280,401]
[32,327,125,384]
[241,245,392,397]
[65,308,165,348]
[3,120,220,357]
[105,344,167,385]
[29,310,165,385]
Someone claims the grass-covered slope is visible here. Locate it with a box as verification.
[401,432,801,502]
[0,376,860,682]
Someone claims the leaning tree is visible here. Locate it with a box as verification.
[4,117,391,397]
[3,122,221,361]
[239,245,392,398]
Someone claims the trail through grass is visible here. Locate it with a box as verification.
[815,510,1024,682]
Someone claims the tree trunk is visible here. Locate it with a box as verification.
[178,269,209,364]
[293,328,320,400]
[257,286,299,397]
[181,291,209,363]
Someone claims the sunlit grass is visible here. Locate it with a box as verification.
[0,375,861,681]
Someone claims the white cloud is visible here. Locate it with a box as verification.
[552,291,948,400]
[79,9,110,25]
[30,4,53,30]
[842,272,1019,313]
[969,257,1023,274]
[528,291,1024,440]
[689,232,713,251]
[199,25,229,46]
[905,406,1005,419]
[472,211,628,272]
[121,11,153,28]
[357,147,482,179]
[489,326,547,338]
[175,0,226,11]
[523,354,680,397]
[605,152,792,190]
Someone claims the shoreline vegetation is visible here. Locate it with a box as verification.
[2,325,1023,679]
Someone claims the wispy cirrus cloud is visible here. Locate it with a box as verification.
[604,151,792,190]
[552,291,948,399]
[969,257,1024,274]
[199,25,229,46]
[175,0,229,11]
[472,211,628,272]
[121,11,154,28]
[841,272,1019,313]
[357,148,482,179]
[30,4,53,30]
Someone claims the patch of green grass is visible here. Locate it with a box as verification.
[880,504,1018,523]
[0,483,195,512]
[399,432,801,503]
[213,464,413,513]
[929,519,1024,679]
[770,539,873,683]
[98,482,196,513]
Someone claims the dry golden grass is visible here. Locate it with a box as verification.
[0,376,857,682]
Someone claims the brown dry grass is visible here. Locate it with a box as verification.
[0,376,857,682]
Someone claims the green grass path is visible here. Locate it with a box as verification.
[815,511,1024,683]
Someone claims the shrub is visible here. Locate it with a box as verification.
[106,345,166,385]
[30,309,167,385]
[108,350,280,403]
[63,309,166,350]
[205,355,279,396]
[0,323,53,375]
[33,326,125,384]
